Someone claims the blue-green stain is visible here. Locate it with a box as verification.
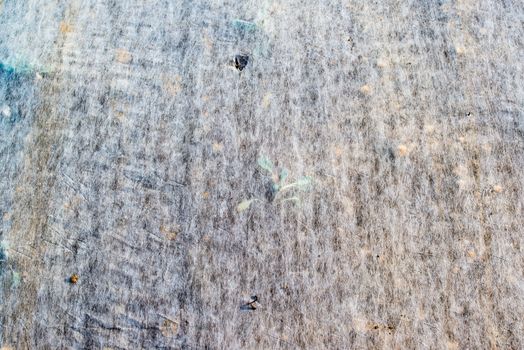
[238,157,314,213]
[280,168,288,183]
[0,60,50,79]
[232,19,257,33]
[0,241,7,263]
[257,156,274,173]
[11,271,21,288]
[0,61,32,76]
[0,242,8,277]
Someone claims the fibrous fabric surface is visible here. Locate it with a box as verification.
[1,0,524,349]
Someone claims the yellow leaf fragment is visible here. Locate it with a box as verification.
[115,49,132,64]
[359,84,372,95]
[397,144,408,157]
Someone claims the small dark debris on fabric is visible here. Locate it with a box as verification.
[240,295,258,310]
[234,55,249,71]
[265,182,277,202]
